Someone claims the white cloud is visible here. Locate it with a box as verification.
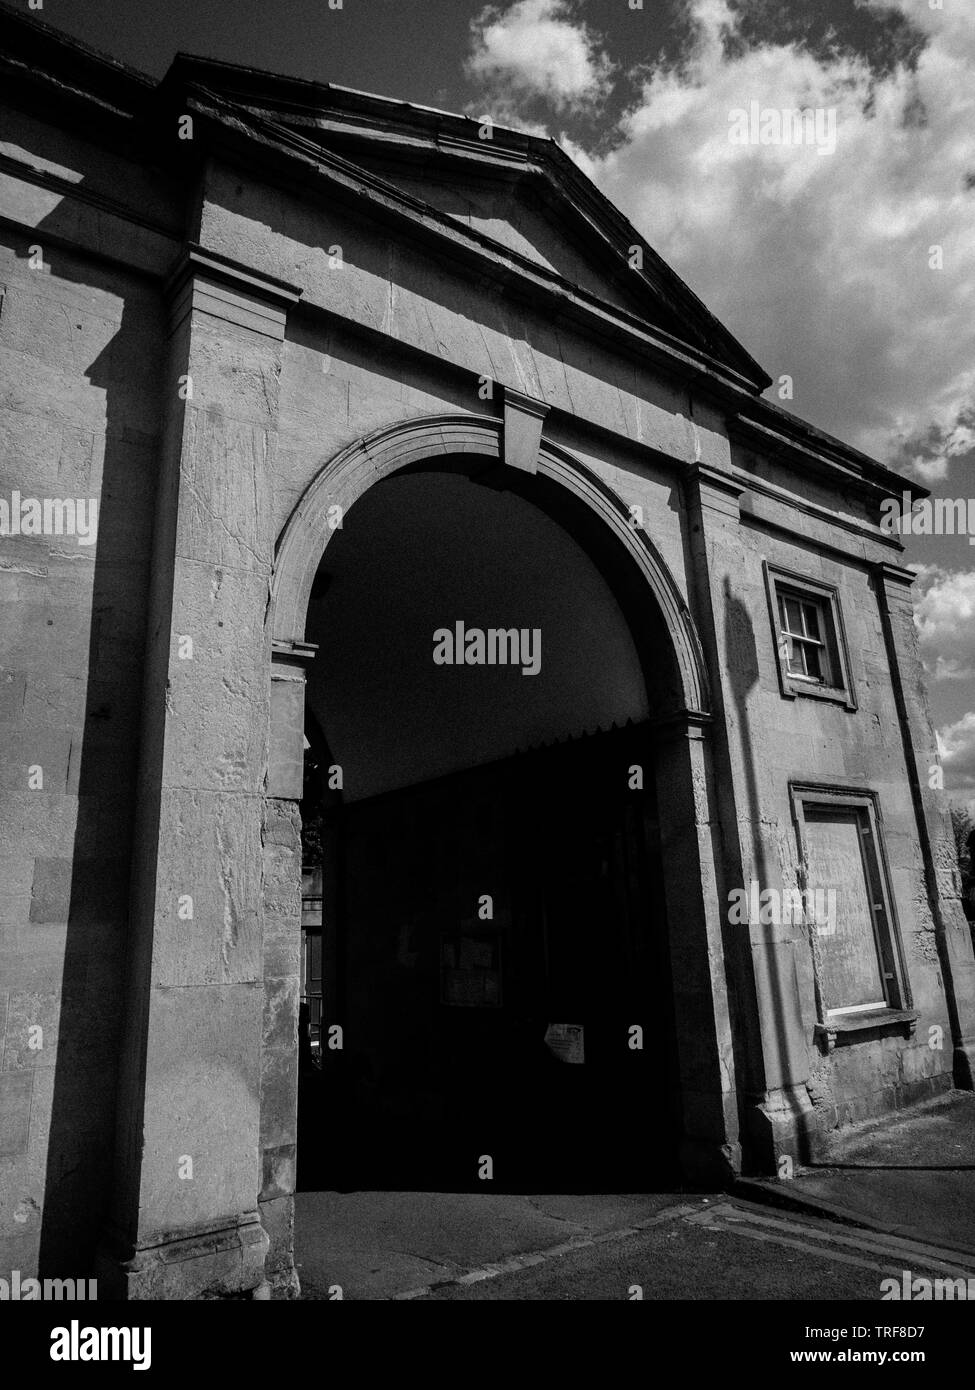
[939,711,975,793]
[468,0,975,480]
[466,0,614,114]
[914,564,975,681]
[898,409,975,484]
[596,0,975,476]
[913,455,951,486]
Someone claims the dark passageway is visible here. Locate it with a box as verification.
[298,722,682,1192]
[293,467,684,1195]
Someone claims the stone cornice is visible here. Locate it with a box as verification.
[164,243,301,307]
[728,410,930,504]
[874,561,920,588]
[271,638,319,671]
[0,152,179,246]
[172,86,926,503]
[0,10,925,506]
[231,104,766,386]
[162,83,768,405]
[684,462,747,501]
[0,4,151,135]
[163,53,771,390]
[164,243,302,339]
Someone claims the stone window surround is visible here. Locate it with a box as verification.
[789,781,917,1052]
[763,561,858,711]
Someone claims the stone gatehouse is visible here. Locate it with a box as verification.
[1,9,973,1299]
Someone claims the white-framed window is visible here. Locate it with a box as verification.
[764,564,856,708]
[778,591,831,684]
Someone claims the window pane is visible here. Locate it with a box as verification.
[801,642,823,680]
[804,808,886,1012]
[800,601,821,641]
[787,636,823,681]
[783,596,803,633]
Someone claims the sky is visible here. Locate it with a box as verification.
[32,0,975,812]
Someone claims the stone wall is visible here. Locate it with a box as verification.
[259,796,301,1298]
[1,64,973,1295]
[0,215,165,1278]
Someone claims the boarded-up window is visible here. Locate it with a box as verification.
[803,806,889,1015]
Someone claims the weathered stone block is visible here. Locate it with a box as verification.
[267,677,304,800]
[259,1192,299,1297]
[0,669,27,719]
[172,407,275,573]
[28,858,72,923]
[97,1213,269,1301]
[260,1143,296,1202]
[150,790,264,988]
[0,1071,33,1157]
[0,730,74,795]
[139,981,263,1233]
[1,990,59,1069]
[259,1040,298,1153]
[262,975,299,1055]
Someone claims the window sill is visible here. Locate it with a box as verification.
[782,678,855,709]
[815,1009,918,1052]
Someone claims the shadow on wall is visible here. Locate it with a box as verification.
[723,574,814,1164]
[17,207,164,1276]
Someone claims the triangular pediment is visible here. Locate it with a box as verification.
[311,156,649,319]
[167,55,771,391]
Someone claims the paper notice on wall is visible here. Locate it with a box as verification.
[544,1023,585,1065]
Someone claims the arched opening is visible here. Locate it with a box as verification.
[289,447,696,1193]
[263,414,737,1273]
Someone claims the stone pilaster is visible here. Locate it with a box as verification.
[258,640,316,1298]
[682,461,818,1170]
[258,795,303,1299]
[652,712,742,1182]
[96,246,301,1298]
[875,562,975,1089]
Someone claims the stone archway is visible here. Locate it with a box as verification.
[271,412,709,717]
[260,408,738,1291]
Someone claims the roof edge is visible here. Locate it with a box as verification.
[165,53,772,392]
[0,0,153,112]
[731,401,931,500]
[0,11,920,500]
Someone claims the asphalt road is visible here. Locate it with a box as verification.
[414,1201,900,1300]
[298,1190,975,1301]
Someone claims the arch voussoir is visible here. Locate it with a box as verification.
[270,412,710,725]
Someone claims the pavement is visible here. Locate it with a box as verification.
[294,1190,685,1299]
[294,1090,975,1299]
[736,1089,975,1258]
[295,1189,975,1300]
[414,1197,975,1301]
